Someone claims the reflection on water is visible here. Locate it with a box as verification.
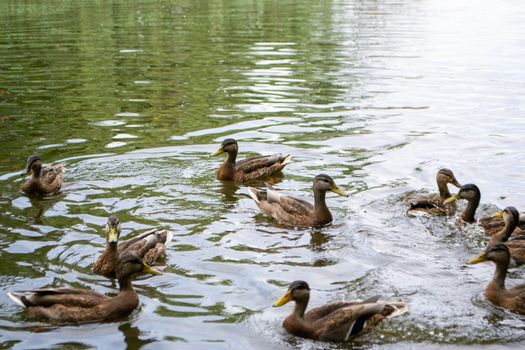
[1,0,525,349]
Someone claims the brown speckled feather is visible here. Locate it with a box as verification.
[21,164,64,196]
[480,216,523,237]
[231,154,290,182]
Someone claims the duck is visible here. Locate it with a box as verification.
[20,155,64,196]
[272,280,408,342]
[406,168,461,216]
[247,174,347,228]
[210,138,291,182]
[93,215,173,279]
[8,254,161,323]
[480,207,525,237]
[443,183,480,224]
[468,243,525,315]
[487,207,525,265]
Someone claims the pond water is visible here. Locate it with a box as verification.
[1,0,525,349]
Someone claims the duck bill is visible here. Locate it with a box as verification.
[468,253,488,265]
[492,211,503,219]
[330,185,347,197]
[21,165,31,176]
[443,193,460,205]
[142,263,162,275]
[273,292,292,307]
[451,179,461,188]
[107,228,119,243]
[210,147,224,157]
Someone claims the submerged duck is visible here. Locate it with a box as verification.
[8,254,161,323]
[407,168,461,216]
[468,243,525,315]
[20,155,64,196]
[273,281,407,342]
[210,138,291,182]
[443,184,480,224]
[93,216,173,279]
[487,207,525,265]
[247,174,347,228]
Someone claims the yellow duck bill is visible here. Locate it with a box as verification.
[468,253,488,265]
[330,185,347,197]
[142,263,162,275]
[210,147,224,157]
[273,292,292,307]
[443,193,460,205]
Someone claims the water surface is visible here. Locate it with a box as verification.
[1,0,525,349]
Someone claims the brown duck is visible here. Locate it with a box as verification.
[468,243,525,315]
[273,281,408,342]
[480,207,524,237]
[247,174,347,228]
[20,155,64,196]
[487,207,525,265]
[443,183,480,224]
[93,216,173,279]
[406,168,461,216]
[8,254,161,323]
[210,138,291,182]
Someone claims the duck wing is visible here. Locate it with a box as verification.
[119,229,173,265]
[315,302,407,342]
[8,288,106,308]
[39,164,65,193]
[305,296,381,323]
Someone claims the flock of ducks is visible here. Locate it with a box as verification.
[7,141,525,343]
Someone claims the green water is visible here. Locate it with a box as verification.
[1,0,525,349]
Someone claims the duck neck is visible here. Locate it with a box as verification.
[313,189,331,223]
[226,150,237,165]
[493,217,516,243]
[293,297,309,319]
[105,241,119,261]
[118,275,134,292]
[32,162,42,178]
[437,181,451,202]
[461,197,479,223]
[491,259,508,290]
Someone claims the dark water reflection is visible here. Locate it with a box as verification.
[1,0,525,349]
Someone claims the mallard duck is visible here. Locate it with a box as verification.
[210,138,291,182]
[480,207,525,237]
[406,168,461,216]
[8,254,161,323]
[272,281,407,342]
[247,174,347,228]
[487,207,525,265]
[468,243,525,314]
[443,183,480,224]
[93,216,173,279]
[20,155,64,196]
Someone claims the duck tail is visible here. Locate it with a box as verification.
[7,292,30,308]
[164,230,174,246]
[281,154,292,166]
[383,302,408,318]
[247,187,260,204]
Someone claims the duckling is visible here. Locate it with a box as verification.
[407,168,461,216]
[8,254,161,323]
[488,207,525,265]
[247,174,347,228]
[468,244,525,314]
[20,155,64,196]
[93,216,173,279]
[273,281,408,342]
[210,138,291,182]
[443,184,480,224]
